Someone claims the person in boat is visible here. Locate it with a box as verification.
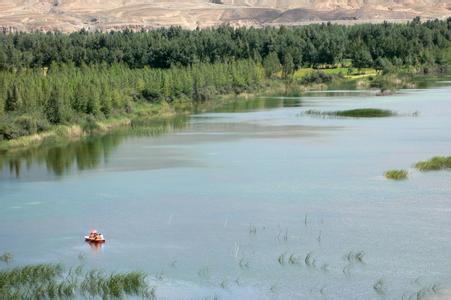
[89,230,98,239]
[97,233,104,241]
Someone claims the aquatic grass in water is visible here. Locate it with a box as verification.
[0,252,13,264]
[0,263,155,299]
[373,278,386,295]
[305,108,396,118]
[385,169,408,180]
[415,156,451,171]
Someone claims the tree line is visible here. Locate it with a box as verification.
[0,60,263,140]
[0,18,450,141]
[0,17,449,71]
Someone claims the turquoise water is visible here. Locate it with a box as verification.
[1,85,451,299]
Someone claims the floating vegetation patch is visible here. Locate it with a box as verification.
[384,169,408,180]
[0,263,155,299]
[344,251,366,264]
[305,108,396,118]
[0,252,13,264]
[373,278,386,295]
[277,253,286,266]
[304,252,317,268]
[405,283,441,299]
[415,156,451,171]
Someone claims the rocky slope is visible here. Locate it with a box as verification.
[0,0,449,32]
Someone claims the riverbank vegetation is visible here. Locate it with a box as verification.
[0,18,449,149]
[415,156,451,171]
[384,169,408,180]
[305,108,396,118]
[0,60,263,146]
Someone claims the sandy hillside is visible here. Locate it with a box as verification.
[0,0,449,32]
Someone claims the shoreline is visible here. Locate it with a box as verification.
[0,71,443,154]
[0,92,260,154]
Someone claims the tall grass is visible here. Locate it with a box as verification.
[415,156,451,171]
[0,252,13,264]
[373,278,385,295]
[0,263,155,299]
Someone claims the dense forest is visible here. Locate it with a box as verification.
[1,18,450,70]
[0,60,263,140]
[0,18,450,142]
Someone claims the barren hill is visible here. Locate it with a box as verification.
[0,0,449,32]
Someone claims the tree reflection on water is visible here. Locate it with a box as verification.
[0,116,189,179]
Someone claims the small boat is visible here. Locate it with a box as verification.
[84,230,106,243]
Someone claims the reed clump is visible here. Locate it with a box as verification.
[0,263,155,299]
[0,252,13,264]
[305,108,396,118]
[415,156,451,171]
[385,169,408,180]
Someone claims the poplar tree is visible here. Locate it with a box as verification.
[5,84,22,112]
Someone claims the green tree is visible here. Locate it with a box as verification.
[46,86,69,124]
[352,47,373,69]
[5,84,22,112]
[263,52,281,78]
[282,53,295,80]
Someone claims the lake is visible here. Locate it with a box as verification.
[1,82,451,299]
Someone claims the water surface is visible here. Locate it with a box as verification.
[1,86,451,299]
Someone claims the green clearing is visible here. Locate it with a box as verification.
[294,67,378,80]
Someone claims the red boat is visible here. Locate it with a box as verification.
[84,230,106,243]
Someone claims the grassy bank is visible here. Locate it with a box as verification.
[0,92,257,153]
[0,63,445,154]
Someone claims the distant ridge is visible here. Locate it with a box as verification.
[0,0,449,32]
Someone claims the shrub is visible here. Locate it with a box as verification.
[193,86,217,102]
[141,88,162,102]
[81,115,100,133]
[300,71,335,84]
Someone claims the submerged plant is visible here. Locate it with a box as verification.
[288,254,301,265]
[197,267,210,279]
[249,224,257,235]
[320,264,329,272]
[385,169,408,180]
[238,258,249,270]
[305,108,396,118]
[344,250,366,264]
[277,253,286,266]
[305,252,316,268]
[219,279,228,289]
[373,278,386,295]
[0,252,13,264]
[415,156,451,171]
